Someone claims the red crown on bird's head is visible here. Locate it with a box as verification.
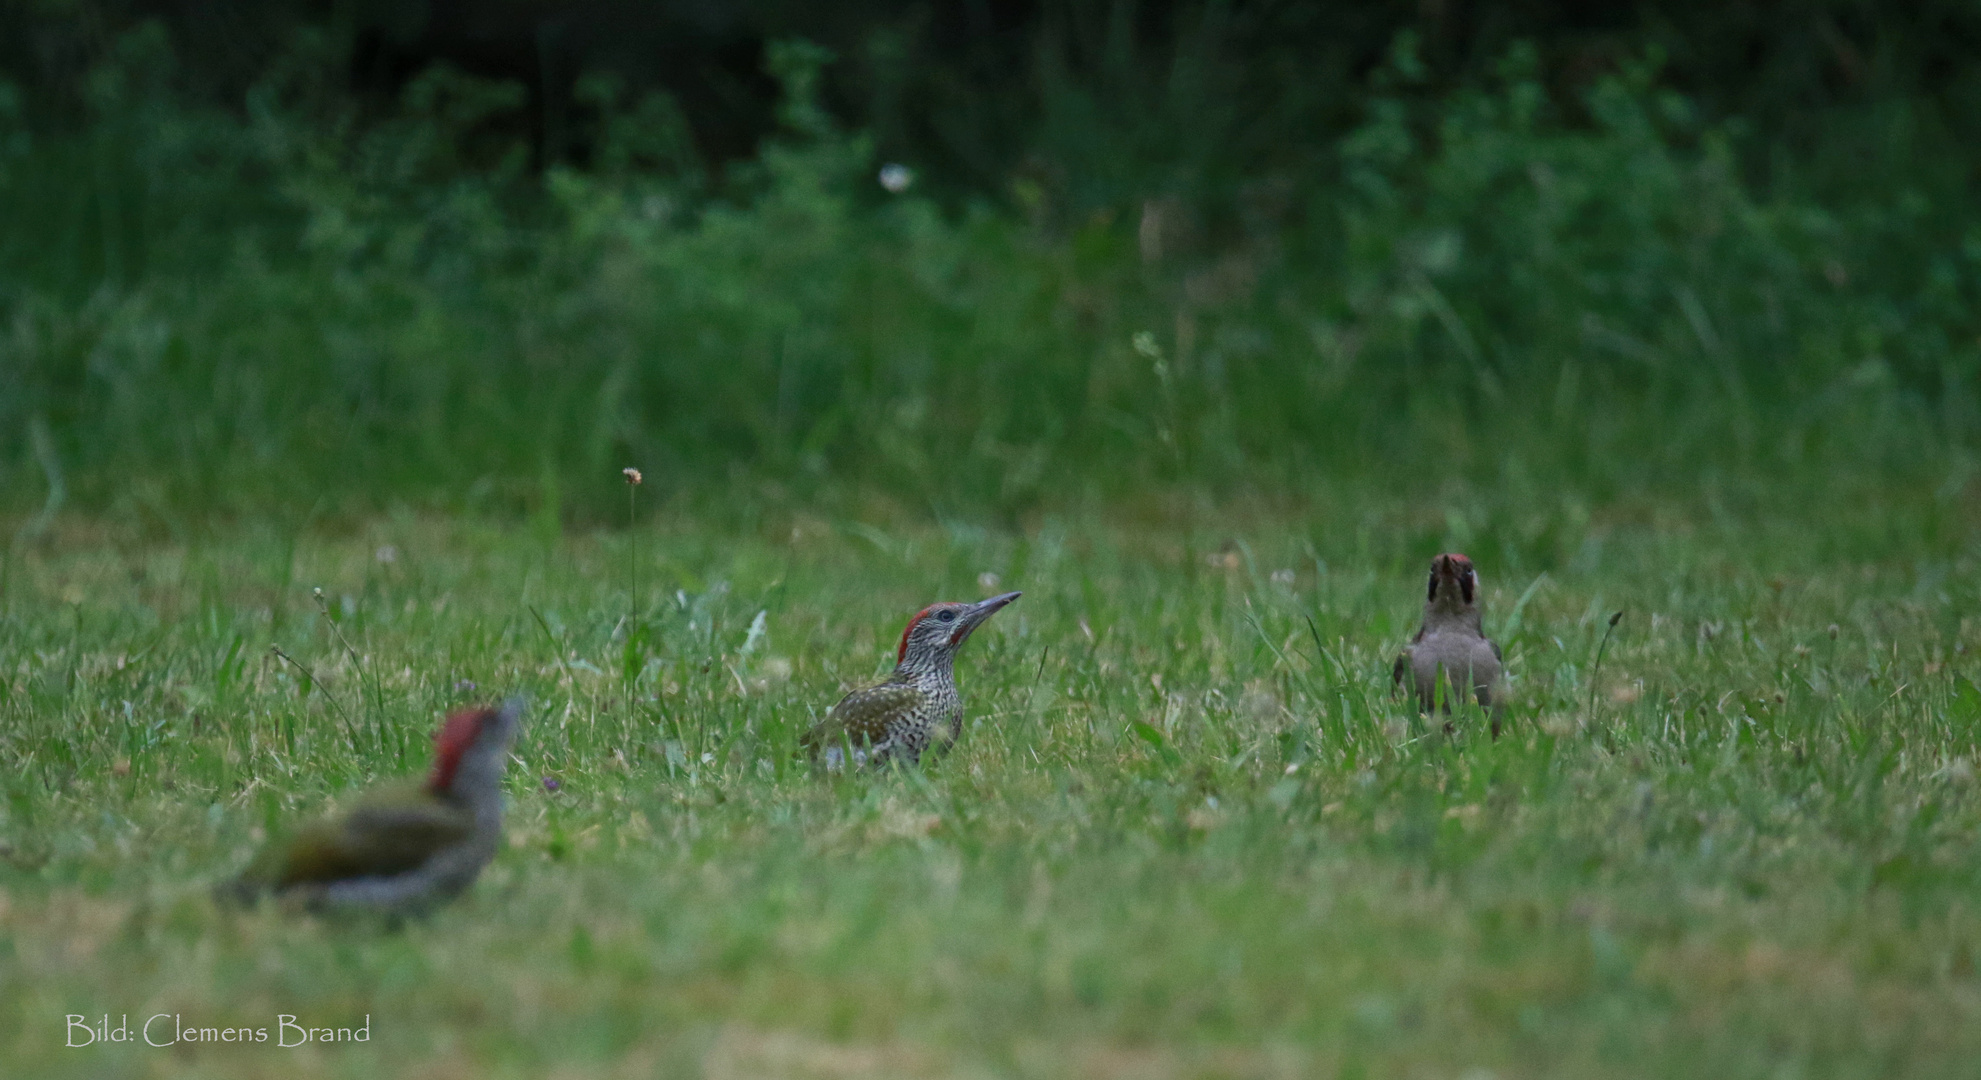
[894,593,1022,663]
[897,605,940,662]
[428,706,498,792]
[1429,552,1479,604]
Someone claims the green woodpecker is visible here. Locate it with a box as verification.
[803,592,1021,767]
[223,698,523,915]
[1393,553,1504,735]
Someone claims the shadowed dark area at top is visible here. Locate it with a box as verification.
[1,1,1979,524]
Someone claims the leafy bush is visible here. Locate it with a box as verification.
[2,26,1977,521]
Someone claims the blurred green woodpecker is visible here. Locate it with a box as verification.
[222,699,523,915]
[1393,554,1504,736]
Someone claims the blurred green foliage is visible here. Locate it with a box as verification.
[0,8,1978,520]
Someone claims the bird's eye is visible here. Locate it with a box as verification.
[937,610,957,622]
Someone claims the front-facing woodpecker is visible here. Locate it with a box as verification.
[1393,554,1504,734]
[803,592,1021,768]
[223,698,523,915]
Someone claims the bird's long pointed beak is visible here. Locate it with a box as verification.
[951,591,1021,644]
[976,591,1022,615]
[482,696,526,756]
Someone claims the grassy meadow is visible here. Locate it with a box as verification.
[7,11,1981,1077]
[3,491,1981,1078]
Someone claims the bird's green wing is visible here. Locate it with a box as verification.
[242,782,474,888]
[803,683,927,750]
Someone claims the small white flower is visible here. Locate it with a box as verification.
[878,163,915,193]
[978,571,1002,591]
